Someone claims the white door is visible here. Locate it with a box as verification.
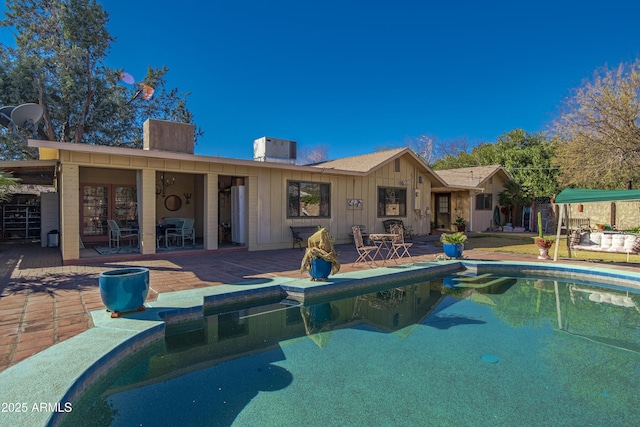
[231,185,246,245]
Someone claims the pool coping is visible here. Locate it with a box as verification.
[1,260,639,426]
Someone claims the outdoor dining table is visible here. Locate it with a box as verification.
[368,233,398,264]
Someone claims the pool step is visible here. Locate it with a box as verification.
[448,273,517,294]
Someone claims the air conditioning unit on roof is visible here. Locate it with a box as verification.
[253,136,297,164]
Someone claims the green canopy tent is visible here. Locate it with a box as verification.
[554,188,640,204]
[553,188,640,260]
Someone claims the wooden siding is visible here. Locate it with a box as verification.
[56,148,435,259]
[470,174,508,231]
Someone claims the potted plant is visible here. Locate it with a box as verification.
[440,232,468,259]
[300,228,340,281]
[454,216,467,232]
[99,267,150,318]
[534,212,553,260]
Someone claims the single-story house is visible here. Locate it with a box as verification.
[13,120,516,263]
[432,165,512,232]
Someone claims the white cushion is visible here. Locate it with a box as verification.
[589,232,602,246]
[623,235,636,251]
[611,234,625,250]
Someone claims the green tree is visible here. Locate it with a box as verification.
[498,180,533,224]
[0,0,202,160]
[432,129,560,197]
[0,170,20,202]
[552,60,640,189]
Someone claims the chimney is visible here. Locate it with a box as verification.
[143,119,194,154]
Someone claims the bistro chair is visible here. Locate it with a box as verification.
[389,224,413,263]
[352,226,378,267]
[165,218,195,247]
[107,219,139,249]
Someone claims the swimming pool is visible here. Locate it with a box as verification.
[62,271,640,426]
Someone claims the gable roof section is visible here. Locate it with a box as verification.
[312,148,448,186]
[434,165,511,188]
[312,148,406,172]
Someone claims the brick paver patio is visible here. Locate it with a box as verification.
[1,236,637,373]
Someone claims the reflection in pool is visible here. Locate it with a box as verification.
[64,274,640,426]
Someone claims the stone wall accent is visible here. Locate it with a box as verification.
[566,200,640,230]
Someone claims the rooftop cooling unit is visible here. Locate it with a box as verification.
[253,137,297,164]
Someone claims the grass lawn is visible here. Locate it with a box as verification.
[463,232,640,264]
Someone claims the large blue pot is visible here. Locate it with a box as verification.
[443,276,457,288]
[443,243,464,259]
[309,258,332,281]
[99,267,149,315]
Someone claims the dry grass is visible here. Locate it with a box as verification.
[464,232,640,264]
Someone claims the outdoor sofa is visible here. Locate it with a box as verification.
[570,229,640,262]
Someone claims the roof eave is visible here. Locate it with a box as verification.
[27,140,368,176]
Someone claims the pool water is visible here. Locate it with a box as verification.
[64,275,640,426]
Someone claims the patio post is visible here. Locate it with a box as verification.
[553,203,565,261]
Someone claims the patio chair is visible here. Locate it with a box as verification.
[389,224,413,263]
[352,226,378,267]
[107,219,139,249]
[165,218,195,248]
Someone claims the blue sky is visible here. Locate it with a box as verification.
[3,1,640,160]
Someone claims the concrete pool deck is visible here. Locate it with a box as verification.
[1,236,640,426]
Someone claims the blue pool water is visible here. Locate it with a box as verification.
[63,274,640,426]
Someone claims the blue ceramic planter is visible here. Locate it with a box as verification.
[443,243,464,259]
[99,267,149,316]
[443,276,457,288]
[309,258,332,281]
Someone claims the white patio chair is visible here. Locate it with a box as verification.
[165,218,195,247]
[107,219,139,249]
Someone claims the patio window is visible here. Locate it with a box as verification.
[378,187,407,217]
[287,181,331,217]
[475,193,493,210]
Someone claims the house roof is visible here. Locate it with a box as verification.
[313,148,406,172]
[313,148,448,186]
[28,139,364,176]
[434,165,511,188]
[28,140,449,186]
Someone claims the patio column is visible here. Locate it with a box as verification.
[60,163,80,261]
[553,204,565,261]
[138,169,157,255]
[203,173,218,250]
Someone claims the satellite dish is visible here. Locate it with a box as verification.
[11,103,44,129]
[0,106,15,129]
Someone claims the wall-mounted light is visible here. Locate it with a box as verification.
[418,176,424,184]
[156,172,176,198]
